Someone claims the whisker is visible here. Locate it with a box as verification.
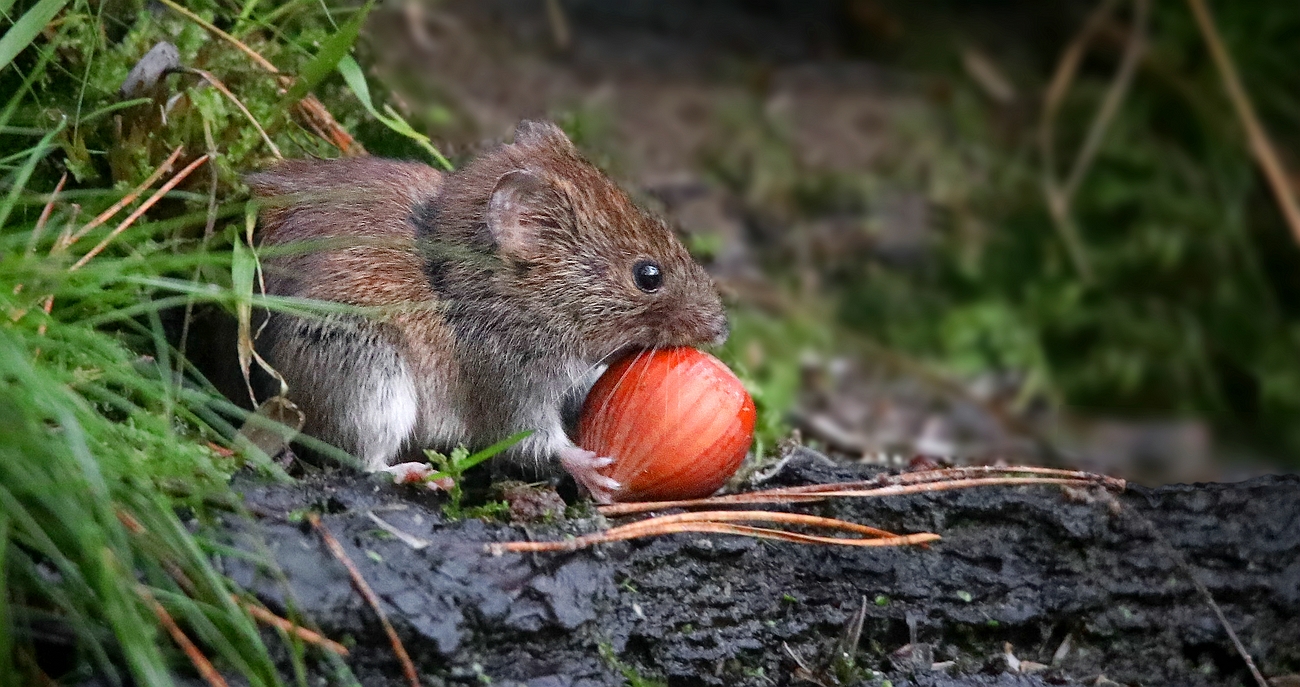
[619,348,661,478]
[565,340,634,396]
[597,348,651,466]
[598,347,646,422]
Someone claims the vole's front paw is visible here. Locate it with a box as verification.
[382,462,454,491]
[559,446,621,504]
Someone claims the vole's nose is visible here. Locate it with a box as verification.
[708,314,730,347]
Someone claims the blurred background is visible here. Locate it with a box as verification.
[356,0,1300,484]
[5,0,1300,487]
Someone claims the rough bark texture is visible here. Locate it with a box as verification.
[218,454,1300,686]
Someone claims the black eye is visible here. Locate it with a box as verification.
[632,259,662,293]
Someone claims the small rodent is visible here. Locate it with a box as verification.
[248,121,728,501]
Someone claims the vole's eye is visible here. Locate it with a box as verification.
[632,260,663,293]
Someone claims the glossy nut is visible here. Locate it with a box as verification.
[577,347,755,502]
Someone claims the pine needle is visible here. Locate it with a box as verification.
[70,155,211,271]
[598,466,1125,516]
[493,467,1124,554]
[141,588,231,687]
[308,513,420,687]
[65,147,185,248]
[233,596,350,657]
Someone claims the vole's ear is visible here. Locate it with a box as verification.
[487,170,569,259]
[512,120,576,154]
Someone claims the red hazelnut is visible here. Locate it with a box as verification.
[577,347,756,502]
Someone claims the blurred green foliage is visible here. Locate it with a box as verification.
[709,1,1300,463]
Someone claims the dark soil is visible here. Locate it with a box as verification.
[215,452,1300,686]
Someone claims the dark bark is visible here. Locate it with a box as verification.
[219,454,1300,686]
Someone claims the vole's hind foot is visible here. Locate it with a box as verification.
[559,446,621,504]
[382,461,454,491]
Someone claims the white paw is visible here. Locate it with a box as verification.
[559,446,622,504]
[381,462,454,491]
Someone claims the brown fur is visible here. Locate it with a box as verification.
[248,156,459,393]
[248,121,727,475]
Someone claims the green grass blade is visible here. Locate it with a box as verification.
[5,546,122,684]
[79,97,153,124]
[425,430,533,481]
[0,0,68,73]
[95,551,173,687]
[282,0,374,103]
[0,118,63,230]
[463,430,533,468]
[0,513,12,687]
[337,54,452,170]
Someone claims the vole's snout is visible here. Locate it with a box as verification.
[707,314,729,347]
[655,307,729,350]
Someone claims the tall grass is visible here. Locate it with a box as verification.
[0,0,410,682]
[0,142,280,686]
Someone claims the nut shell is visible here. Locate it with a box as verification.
[577,347,755,502]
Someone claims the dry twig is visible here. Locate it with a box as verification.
[1122,507,1269,687]
[749,465,1125,494]
[26,149,184,348]
[606,510,901,539]
[1186,0,1300,248]
[544,0,571,50]
[1062,0,1149,204]
[26,171,67,256]
[11,172,68,325]
[308,513,420,687]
